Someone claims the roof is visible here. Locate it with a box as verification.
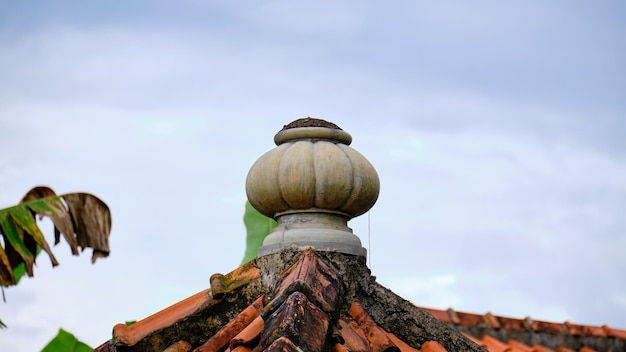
[94,248,482,351]
[93,248,626,352]
[420,307,626,352]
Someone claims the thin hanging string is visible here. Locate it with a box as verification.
[368,210,371,269]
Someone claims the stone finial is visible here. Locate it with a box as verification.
[245,117,380,257]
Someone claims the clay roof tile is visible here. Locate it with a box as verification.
[507,339,533,352]
[420,341,448,352]
[603,326,626,339]
[194,295,264,352]
[349,301,400,351]
[163,340,192,352]
[112,289,215,347]
[387,332,421,352]
[580,347,598,352]
[461,332,486,348]
[531,345,555,352]
[228,315,264,351]
[422,308,452,324]
[482,334,512,352]
[555,347,576,352]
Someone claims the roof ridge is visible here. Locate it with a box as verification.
[422,306,626,338]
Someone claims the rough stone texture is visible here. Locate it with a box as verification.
[114,277,265,352]
[255,248,486,352]
[281,117,342,131]
[111,247,486,351]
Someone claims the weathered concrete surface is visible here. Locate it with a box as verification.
[257,247,486,351]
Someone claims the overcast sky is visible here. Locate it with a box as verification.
[1,1,625,351]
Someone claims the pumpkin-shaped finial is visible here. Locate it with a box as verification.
[246,117,380,257]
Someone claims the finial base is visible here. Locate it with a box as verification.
[257,213,366,257]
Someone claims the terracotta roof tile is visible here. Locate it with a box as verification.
[265,248,340,315]
[209,262,261,299]
[112,288,215,347]
[564,321,607,337]
[531,319,566,334]
[484,312,502,328]
[497,316,529,331]
[422,307,452,324]
[227,315,264,351]
[348,301,400,351]
[507,339,533,352]
[453,310,487,327]
[264,336,301,352]
[336,318,372,351]
[555,347,576,352]
[603,326,626,339]
[332,343,351,352]
[194,295,264,352]
[531,345,555,352]
[163,340,192,352]
[579,347,598,352]
[228,345,252,352]
[97,248,626,352]
[260,291,330,351]
[422,306,626,352]
[481,334,512,352]
[461,331,486,348]
[420,341,448,352]
[387,332,421,352]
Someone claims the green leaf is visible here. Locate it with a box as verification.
[0,209,36,278]
[40,328,92,352]
[12,246,41,285]
[0,245,14,286]
[9,204,59,267]
[241,201,277,263]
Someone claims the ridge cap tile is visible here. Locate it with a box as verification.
[424,305,626,343]
[194,295,264,352]
[210,261,261,299]
[605,326,626,339]
[484,312,501,329]
[265,248,340,316]
[264,336,302,352]
[258,291,330,351]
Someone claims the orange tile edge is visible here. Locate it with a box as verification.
[113,289,213,347]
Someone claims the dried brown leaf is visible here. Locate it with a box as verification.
[62,193,111,263]
[21,186,78,255]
